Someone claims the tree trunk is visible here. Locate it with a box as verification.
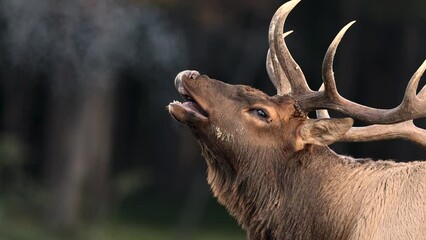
[44,72,114,230]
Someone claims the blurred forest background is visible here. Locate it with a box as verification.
[0,0,424,239]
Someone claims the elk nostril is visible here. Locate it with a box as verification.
[175,70,200,89]
[175,70,200,82]
[188,70,200,79]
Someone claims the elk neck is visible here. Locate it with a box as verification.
[197,138,426,239]
[197,138,350,238]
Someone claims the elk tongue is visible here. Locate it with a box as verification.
[182,101,208,117]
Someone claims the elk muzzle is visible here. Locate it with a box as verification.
[168,70,209,125]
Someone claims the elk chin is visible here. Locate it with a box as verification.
[168,100,208,126]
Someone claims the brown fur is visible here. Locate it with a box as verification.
[168,73,426,240]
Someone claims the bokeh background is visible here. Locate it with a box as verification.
[0,0,425,239]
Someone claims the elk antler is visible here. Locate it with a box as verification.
[267,0,312,95]
[300,23,426,124]
[269,0,426,147]
[266,31,293,95]
[317,108,426,148]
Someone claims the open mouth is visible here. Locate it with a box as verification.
[168,71,209,124]
[172,87,208,118]
[179,96,208,116]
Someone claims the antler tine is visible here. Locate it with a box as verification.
[269,0,312,95]
[266,31,294,95]
[267,2,287,96]
[417,85,426,101]
[419,84,426,99]
[266,49,276,85]
[404,60,426,102]
[322,21,356,99]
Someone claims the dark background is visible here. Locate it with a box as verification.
[0,0,425,239]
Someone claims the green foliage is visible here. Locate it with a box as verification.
[0,190,245,240]
[0,213,245,240]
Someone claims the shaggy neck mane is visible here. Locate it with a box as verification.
[198,139,426,240]
[198,139,342,239]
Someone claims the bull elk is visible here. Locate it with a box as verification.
[168,0,426,239]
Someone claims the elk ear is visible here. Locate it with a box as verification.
[296,118,354,149]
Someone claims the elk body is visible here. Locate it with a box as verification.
[168,0,426,239]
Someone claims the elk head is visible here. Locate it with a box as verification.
[168,70,354,158]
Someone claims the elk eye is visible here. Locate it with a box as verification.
[256,109,269,119]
